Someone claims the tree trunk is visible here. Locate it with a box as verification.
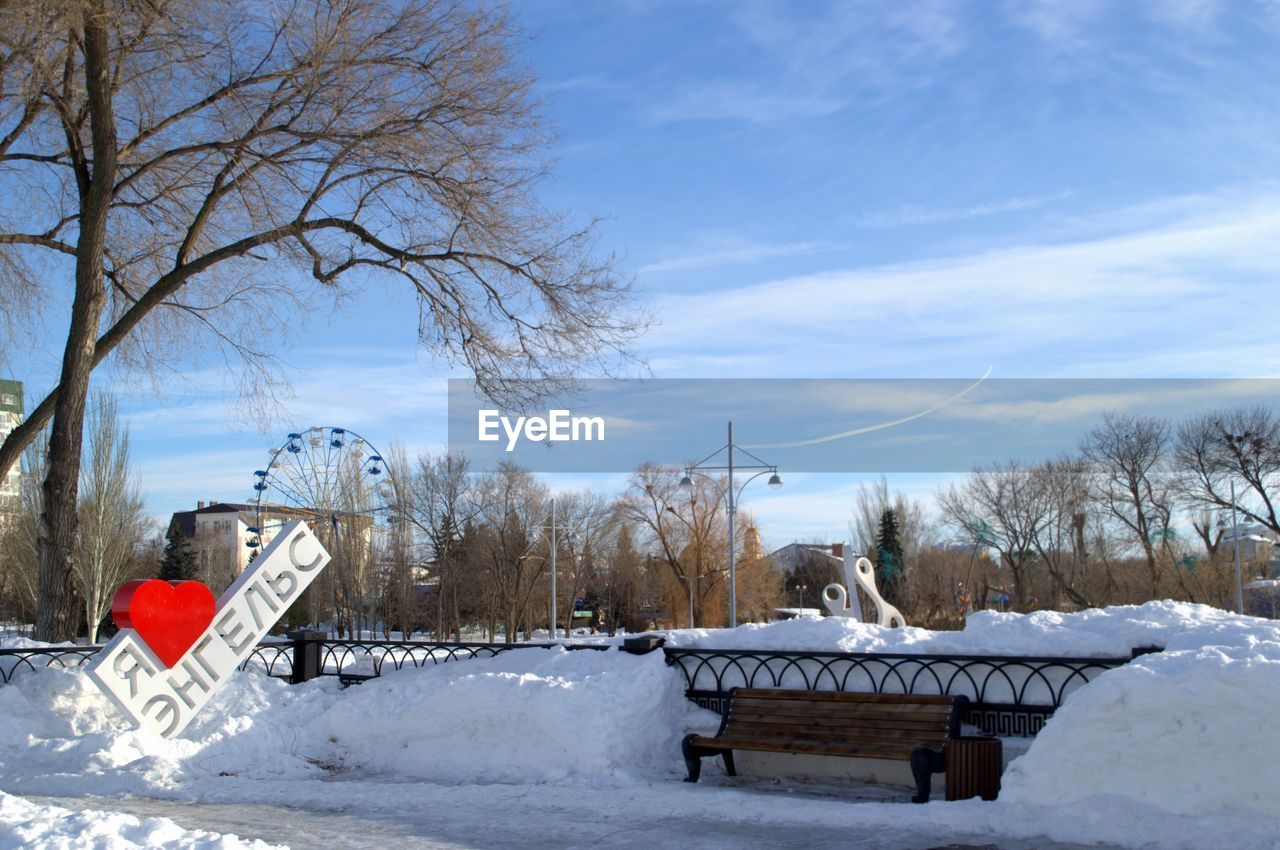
[35,5,117,642]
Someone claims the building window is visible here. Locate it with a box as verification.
[0,393,16,406]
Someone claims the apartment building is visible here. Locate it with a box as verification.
[0,379,22,518]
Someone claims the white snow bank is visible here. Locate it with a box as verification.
[663,600,1280,657]
[0,665,342,799]
[0,647,711,801]
[0,636,77,649]
[0,790,284,849]
[1002,639,1280,820]
[316,647,707,783]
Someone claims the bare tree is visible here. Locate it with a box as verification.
[1027,457,1099,609]
[550,490,617,636]
[849,475,928,560]
[472,462,548,642]
[75,394,148,642]
[593,521,644,635]
[405,451,477,639]
[382,444,419,638]
[1175,406,1280,536]
[939,461,1051,612]
[621,463,747,628]
[1082,413,1178,599]
[0,0,639,640]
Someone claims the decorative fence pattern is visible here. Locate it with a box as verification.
[1,635,1144,737]
[663,647,1131,737]
[313,640,545,681]
[0,646,101,683]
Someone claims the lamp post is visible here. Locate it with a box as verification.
[679,421,782,628]
[1219,426,1256,615]
[550,496,558,639]
[797,584,807,611]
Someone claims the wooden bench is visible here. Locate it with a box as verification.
[681,688,969,803]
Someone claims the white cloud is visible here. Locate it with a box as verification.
[849,193,1073,229]
[646,193,1280,380]
[644,1,967,125]
[639,237,833,275]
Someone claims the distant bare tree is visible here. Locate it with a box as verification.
[1175,406,1280,536]
[382,444,419,638]
[594,522,644,635]
[550,490,617,636]
[939,461,1051,612]
[1081,413,1177,599]
[1028,457,1099,608]
[849,475,929,561]
[75,394,148,642]
[472,463,548,642]
[0,0,640,640]
[405,451,477,640]
[622,464,736,628]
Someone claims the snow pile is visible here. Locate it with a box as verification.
[0,790,283,849]
[315,647,708,783]
[0,646,709,800]
[663,600,1280,657]
[1002,639,1280,820]
[0,665,341,799]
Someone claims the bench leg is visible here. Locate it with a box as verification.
[722,749,736,777]
[910,747,945,804]
[681,734,704,783]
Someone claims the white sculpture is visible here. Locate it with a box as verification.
[822,547,906,628]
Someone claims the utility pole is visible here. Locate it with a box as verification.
[550,496,557,639]
[1231,480,1244,614]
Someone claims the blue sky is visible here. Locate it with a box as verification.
[14,0,1280,547]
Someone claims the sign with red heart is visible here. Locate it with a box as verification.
[87,519,331,737]
[111,580,217,669]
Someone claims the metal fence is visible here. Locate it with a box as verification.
[663,647,1134,737]
[0,645,101,683]
[0,634,1146,737]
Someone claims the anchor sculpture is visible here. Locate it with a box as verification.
[822,546,906,628]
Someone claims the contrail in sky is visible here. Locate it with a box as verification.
[743,367,993,450]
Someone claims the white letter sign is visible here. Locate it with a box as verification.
[86,520,331,737]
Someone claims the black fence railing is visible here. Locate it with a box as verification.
[663,647,1135,737]
[0,635,1150,737]
[313,639,551,682]
[0,645,101,683]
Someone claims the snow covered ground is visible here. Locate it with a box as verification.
[0,791,283,849]
[0,602,1276,849]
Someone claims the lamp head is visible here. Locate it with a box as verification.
[767,472,783,490]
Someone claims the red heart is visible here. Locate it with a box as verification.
[112,580,216,669]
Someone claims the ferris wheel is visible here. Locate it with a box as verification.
[247,426,396,558]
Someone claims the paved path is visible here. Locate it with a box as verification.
[31,793,1116,850]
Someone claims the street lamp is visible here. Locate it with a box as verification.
[680,420,782,628]
[1218,426,1255,615]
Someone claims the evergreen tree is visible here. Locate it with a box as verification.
[874,508,907,608]
[158,530,197,582]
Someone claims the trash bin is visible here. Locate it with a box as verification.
[945,736,1002,801]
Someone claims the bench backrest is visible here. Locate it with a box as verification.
[719,689,965,751]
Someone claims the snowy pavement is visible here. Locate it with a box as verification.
[29,784,1112,850]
